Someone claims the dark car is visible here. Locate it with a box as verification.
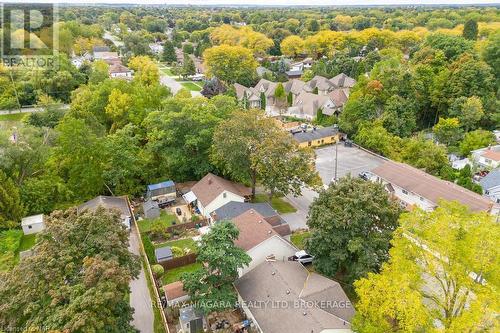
[176,207,182,216]
[359,171,371,181]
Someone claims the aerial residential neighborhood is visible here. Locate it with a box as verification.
[0,1,499,333]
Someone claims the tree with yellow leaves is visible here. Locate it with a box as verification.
[280,35,305,58]
[203,45,257,85]
[353,201,500,333]
[127,56,159,86]
[210,24,273,56]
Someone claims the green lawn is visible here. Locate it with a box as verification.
[161,68,174,76]
[161,262,202,285]
[180,82,202,92]
[291,230,311,250]
[0,113,27,121]
[154,238,197,254]
[0,229,23,271]
[138,211,177,233]
[18,234,36,253]
[253,194,297,214]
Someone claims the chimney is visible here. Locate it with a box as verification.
[208,178,212,185]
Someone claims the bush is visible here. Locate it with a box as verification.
[191,215,200,222]
[148,220,170,242]
[142,235,156,264]
[151,264,164,278]
[170,246,184,257]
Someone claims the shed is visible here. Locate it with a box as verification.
[143,199,160,219]
[21,214,45,235]
[155,246,173,263]
[179,306,205,333]
[146,180,176,201]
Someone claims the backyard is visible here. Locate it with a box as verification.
[0,113,27,121]
[0,230,36,271]
[161,262,202,285]
[253,193,297,214]
[154,238,198,256]
[290,230,311,250]
[138,211,177,233]
[180,82,203,92]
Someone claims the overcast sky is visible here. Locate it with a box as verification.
[4,0,500,5]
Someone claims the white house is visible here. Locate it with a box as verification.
[109,63,133,79]
[480,169,500,204]
[471,145,500,169]
[368,160,498,215]
[21,214,45,235]
[184,173,251,221]
[231,209,297,276]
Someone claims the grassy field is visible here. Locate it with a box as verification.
[0,113,27,121]
[0,230,23,271]
[154,238,197,254]
[253,194,297,214]
[180,82,202,92]
[138,211,177,233]
[161,262,202,285]
[290,230,311,250]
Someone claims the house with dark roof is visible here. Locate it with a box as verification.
[212,201,291,238]
[480,168,500,204]
[231,209,297,275]
[78,195,132,229]
[368,160,498,215]
[183,173,252,221]
[292,126,341,148]
[235,260,354,333]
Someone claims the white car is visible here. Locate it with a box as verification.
[289,250,314,264]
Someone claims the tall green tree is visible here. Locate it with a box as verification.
[0,171,25,229]
[353,202,499,332]
[459,129,496,156]
[161,40,177,63]
[181,53,196,78]
[449,96,484,132]
[0,207,140,331]
[203,45,257,85]
[181,221,251,313]
[462,19,478,40]
[306,176,401,284]
[432,117,463,147]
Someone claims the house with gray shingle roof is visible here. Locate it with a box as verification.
[480,169,500,204]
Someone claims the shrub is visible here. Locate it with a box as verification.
[142,235,156,264]
[170,246,184,257]
[151,264,164,278]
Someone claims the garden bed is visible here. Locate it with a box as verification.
[161,262,202,285]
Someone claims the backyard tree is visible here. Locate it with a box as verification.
[432,117,462,147]
[212,109,320,198]
[203,45,257,85]
[0,170,25,229]
[353,202,499,332]
[280,35,305,58]
[128,55,160,86]
[306,176,401,284]
[161,40,177,63]
[181,53,196,78]
[449,96,484,132]
[181,221,251,313]
[459,129,496,156]
[274,82,286,112]
[462,19,478,40]
[0,207,140,331]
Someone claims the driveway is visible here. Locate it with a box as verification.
[282,144,385,230]
[128,225,154,333]
[160,73,202,97]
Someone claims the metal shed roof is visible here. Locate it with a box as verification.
[147,180,175,191]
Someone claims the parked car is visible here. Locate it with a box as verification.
[358,171,371,181]
[158,197,175,208]
[344,139,353,147]
[288,250,314,264]
[176,207,182,216]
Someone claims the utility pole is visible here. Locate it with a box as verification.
[334,139,338,182]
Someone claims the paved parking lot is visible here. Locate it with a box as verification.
[282,144,385,230]
[315,144,385,184]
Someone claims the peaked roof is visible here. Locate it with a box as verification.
[109,63,132,74]
[328,88,349,107]
[191,173,252,207]
[232,209,278,251]
[235,260,354,333]
[285,79,306,95]
[212,201,278,221]
[78,196,131,217]
[372,161,493,212]
[480,169,500,190]
[330,73,356,88]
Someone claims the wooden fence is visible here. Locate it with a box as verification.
[159,253,197,270]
